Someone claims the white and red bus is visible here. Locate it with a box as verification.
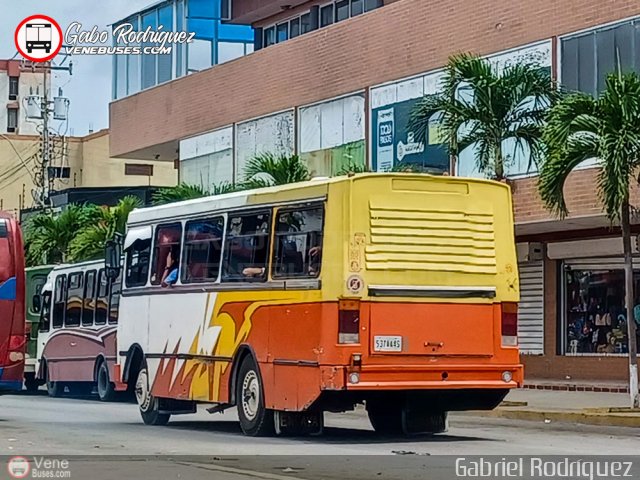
[35,260,126,400]
[0,212,26,393]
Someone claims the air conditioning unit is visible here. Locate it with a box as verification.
[516,242,544,262]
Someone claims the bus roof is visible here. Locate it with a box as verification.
[128,174,505,226]
[25,264,57,273]
[48,259,104,273]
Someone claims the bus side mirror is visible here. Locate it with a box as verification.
[32,294,41,313]
[105,240,122,280]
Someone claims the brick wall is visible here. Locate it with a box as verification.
[110,0,640,158]
[512,166,640,224]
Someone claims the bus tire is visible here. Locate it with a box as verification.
[46,380,64,398]
[135,361,170,426]
[24,373,39,393]
[45,364,65,398]
[97,360,116,402]
[236,356,274,437]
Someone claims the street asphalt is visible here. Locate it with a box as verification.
[1,392,639,479]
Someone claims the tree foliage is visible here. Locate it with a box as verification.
[23,204,98,266]
[408,53,558,179]
[243,153,310,187]
[539,73,640,219]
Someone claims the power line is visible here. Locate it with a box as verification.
[0,133,38,183]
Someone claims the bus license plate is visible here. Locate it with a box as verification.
[374,336,402,352]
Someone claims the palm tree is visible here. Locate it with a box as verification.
[23,204,98,266]
[68,196,142,262]
[539,72,640,408]
[243,153,310,188]
[152,182,238,206]
[408,53,558,180]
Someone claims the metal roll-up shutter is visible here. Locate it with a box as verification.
[518,260,544,355]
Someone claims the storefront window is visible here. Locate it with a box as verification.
[564,267,640,355]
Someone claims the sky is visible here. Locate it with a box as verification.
[2,0,152,136]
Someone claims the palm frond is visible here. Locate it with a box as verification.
[409,52,558,179]
[152,183,211,205]
[538,134,598,217]
[243,153,310,186]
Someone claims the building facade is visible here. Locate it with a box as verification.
[109,0,640,387]
[0,129,177,217]
[0,60,49,136]
[112,0,254,100]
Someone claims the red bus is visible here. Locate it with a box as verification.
[0,212,26,393]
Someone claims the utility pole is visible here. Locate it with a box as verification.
[21,53,72,210]
[41,65,50,205]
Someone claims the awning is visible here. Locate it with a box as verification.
[124,225,152,250]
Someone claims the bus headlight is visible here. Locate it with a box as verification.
[502,371,513,383]
[349,372,360,384]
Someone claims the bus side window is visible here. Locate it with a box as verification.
[52,275,66,329]
[222,212,271,282]
[108,272,121,324]
[39,292,51,332]
[125,239,151,288]
[273,206,324,278]
[65,272,83,327]
[95,269,108,325]
[182,217,224,283]
[150,223,183,286]
[82,270,96,327]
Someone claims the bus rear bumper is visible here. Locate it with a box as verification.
[0,368,23,393]
[322,364,524,391]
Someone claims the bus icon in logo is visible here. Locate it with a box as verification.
[7,456,30,479]
[26,23,52,54]
[14,15,63,63]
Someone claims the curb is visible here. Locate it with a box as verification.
[466,408,640,428]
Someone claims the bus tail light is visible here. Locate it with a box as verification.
[338,299,360,344]
[501,302,518,347]
[3,335,25,364]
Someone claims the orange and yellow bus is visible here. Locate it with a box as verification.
[107,173,523,436]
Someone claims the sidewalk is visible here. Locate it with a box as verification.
[469,388,640,427]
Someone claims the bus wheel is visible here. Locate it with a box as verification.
[46,380,64,398]
[236,356,274,437]
[24,373,39,393]
[402,410,448,435]
[135,362,170,426]
[97,361,116,402]
[46,365,64,398]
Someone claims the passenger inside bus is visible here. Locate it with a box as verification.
[150,224,181,286]
[161,246,179,288]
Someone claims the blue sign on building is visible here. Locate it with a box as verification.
[371,98,449,173]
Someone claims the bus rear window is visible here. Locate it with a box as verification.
[273,207,324,278]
